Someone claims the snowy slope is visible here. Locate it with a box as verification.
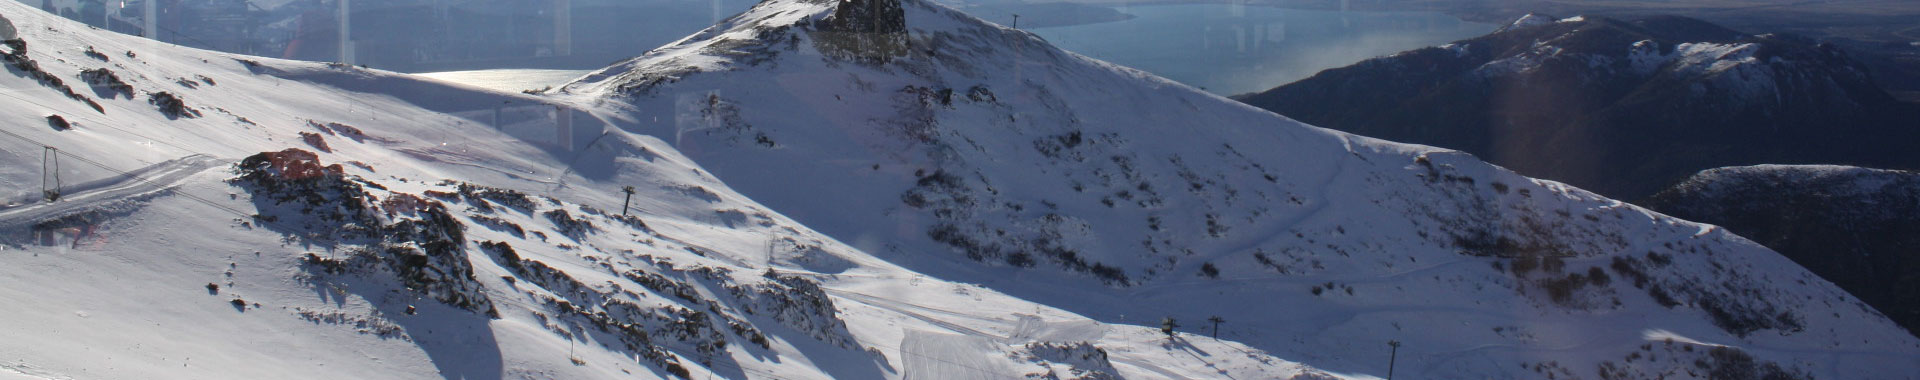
[551,0,1920,378]
[0,3,1329,380]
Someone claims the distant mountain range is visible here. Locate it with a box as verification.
[1646,165,1920,338]
[1236,14,1920,199]
[1236,13,1920,341]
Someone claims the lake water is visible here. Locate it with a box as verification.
[1030,4,1493,95]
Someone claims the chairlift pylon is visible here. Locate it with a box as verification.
[42,146,60,202]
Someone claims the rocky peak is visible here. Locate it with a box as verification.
[810,0,911,62]
[816,0,906,34]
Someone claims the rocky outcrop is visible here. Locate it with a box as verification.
[810,0,909,63]
[234,149,494,315]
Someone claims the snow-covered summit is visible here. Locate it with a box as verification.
[2,0,1918,377]
[0,2,1326,379]
[558,0,1154,99]
[552,0,1920,378]
[1495,12,1559,33]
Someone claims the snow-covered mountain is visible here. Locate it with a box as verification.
[2,0,1917,379]
[547,0,1920,378]
[0,2,1318,379]
[1646,165,1920,340]
[1235,14,1920,199]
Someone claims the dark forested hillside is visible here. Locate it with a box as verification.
[1646,165,1920,338]
[1237,14,1920,199]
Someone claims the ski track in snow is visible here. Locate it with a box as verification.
[826,288,1007,339]
[0,154,228,230]
[898,330,1015,380]
[1196,134,1354,269]
[0,364,64,380]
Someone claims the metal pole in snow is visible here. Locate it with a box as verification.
[1387,340,1401,380]
[621,186,635,215]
